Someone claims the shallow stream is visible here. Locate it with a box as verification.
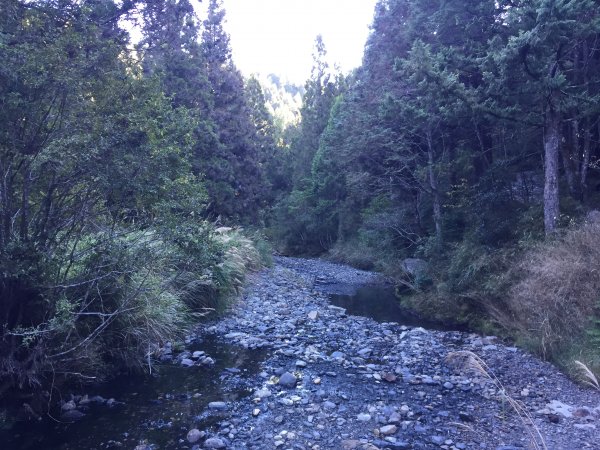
[3,269,455,449]
[2,335,267,450]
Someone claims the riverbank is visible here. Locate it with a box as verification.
[195,257,599,450]
[4,257,600,449]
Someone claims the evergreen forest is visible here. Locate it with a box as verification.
[1,0,600,416]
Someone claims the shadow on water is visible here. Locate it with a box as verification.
[327,284,465,332]
[2,335,267,450]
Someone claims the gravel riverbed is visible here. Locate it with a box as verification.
[169,257,600,450]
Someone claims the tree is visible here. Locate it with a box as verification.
[491,0,600,233]
[200,0,267,223]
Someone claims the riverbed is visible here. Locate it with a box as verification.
[3,257,599,449]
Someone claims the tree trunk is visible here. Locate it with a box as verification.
[580,118,592,202]
[544,106,560,235]
[426,129,442,245]
[559,131,577,198]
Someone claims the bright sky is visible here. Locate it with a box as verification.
[204,0,379,84]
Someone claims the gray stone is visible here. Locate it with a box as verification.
[431,435,445,445]
[278,372,297,387]
[187,428,204,443]
[255,388,272,399]
[204,437,226,448]
[379,424,398,435]
[323,401,336,410]
[61,409,85,421]
[208,401,228,410]
[181,358,195,367]
[402,258,428,277]
[61,400,76,411]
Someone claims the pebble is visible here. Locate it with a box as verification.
[204,437,226,448]
[208,401,228,411]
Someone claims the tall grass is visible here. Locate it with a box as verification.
[506,221,600,378]
[0,224,265,398]
[447,351,547,450]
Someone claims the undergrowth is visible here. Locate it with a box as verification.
[0,224,263,400]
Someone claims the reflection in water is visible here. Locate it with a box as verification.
[2,335,267,450]
[329,285,461,331]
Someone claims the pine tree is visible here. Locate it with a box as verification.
[200,0,267,223]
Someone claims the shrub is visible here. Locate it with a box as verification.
[507,221,600,375]
[0,224,264,398]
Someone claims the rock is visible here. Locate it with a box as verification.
[192,351,205,359]
[204,437,226,448]
[252,408,261,417]
[61,400,77,411]
[458,411,475,422]
[402,258,428,277]
[187,428,204,443]
[382,372,397,383]
[358,347,372,357]
[61,409,85,421]
[208,401,228,411]
[574,424,596,431]
[547,400,573,418]
[278,372,297,387]
[379,424,398,435]
[295,360,307,367]
[443,382,454,390]
[106,398,121,407]
[254,388,272,399]
[547,414,560,424]
[307,310,319,320]
[181,358,195,367]
[431,435,445,445]
[357,413,371,422]
[323,400,336,410]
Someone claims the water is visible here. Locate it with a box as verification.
[1,335,267,450]
[328,284,462,331]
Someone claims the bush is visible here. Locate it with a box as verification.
[0,224,264,398]
[507,221,600,375]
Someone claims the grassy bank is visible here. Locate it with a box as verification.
[0,225,266,406]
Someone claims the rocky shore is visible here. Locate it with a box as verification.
[173,257,600,450]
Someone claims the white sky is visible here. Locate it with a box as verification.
[200,0,379,84]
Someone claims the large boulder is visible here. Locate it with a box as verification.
[401,258,428,277]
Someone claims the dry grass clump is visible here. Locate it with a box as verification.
[506,222,600,360]
[446,351,547,450]
[574,360,600,391]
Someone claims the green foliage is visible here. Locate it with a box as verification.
[272,0,600,366]
[0,0,273,399]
